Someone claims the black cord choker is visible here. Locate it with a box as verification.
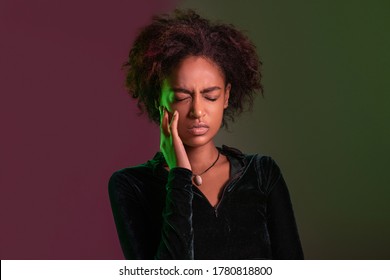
[192,150,220,186]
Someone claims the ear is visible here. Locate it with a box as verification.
[224,83,231,109]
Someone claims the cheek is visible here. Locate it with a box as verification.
[177,112,188,129]
[209,103,225,118]
[176,116,189,139]
[171,103,190,116]
[172,105,189,131]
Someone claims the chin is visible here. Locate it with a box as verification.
[181,135,213,148]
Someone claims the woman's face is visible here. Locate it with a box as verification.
[160,56,230,148]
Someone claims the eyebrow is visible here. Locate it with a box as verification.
[172,86,221,94]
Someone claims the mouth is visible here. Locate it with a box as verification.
[187,123,209,136]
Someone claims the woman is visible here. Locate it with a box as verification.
[109,9,303,259]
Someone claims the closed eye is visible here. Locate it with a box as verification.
[172,88,191,102]
[205,96,218,101]
[172,86,221,102]
[174,97,190,102]
[174,93,191,102]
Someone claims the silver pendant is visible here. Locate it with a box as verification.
[194,175,202,186]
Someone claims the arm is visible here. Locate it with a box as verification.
[155,108,195,258]
[156,167,194,259]
[264,158,304,259]
[109,109,194,259]
[108,167,194,259]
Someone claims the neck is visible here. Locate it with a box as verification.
[185,141,219,174]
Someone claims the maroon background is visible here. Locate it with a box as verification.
[0,0,177,259]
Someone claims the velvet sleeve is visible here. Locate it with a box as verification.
[108,167,194,259]
[263,157,304,259]
[156,167,194,259]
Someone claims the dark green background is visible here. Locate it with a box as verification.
[179,0,390,259]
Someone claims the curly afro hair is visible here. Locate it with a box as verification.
[123,9,263,127]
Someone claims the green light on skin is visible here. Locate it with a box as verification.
[159,79,176,119]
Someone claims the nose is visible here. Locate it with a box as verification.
[189,95,204,119]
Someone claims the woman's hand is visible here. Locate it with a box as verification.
[160,107,192,171]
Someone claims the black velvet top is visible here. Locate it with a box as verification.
[108,145,304,259]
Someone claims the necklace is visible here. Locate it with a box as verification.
[192,150,220,186]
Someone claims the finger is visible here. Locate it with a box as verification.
[159,106,164,133]
[170,110,179,138]
[160,106,165,133]
[169,111,191,170]
[162,108,170,136]
[166,109,171,135]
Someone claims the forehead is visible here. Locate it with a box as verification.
[167,56,225,86]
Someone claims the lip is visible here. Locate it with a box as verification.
[187,123,209,136]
